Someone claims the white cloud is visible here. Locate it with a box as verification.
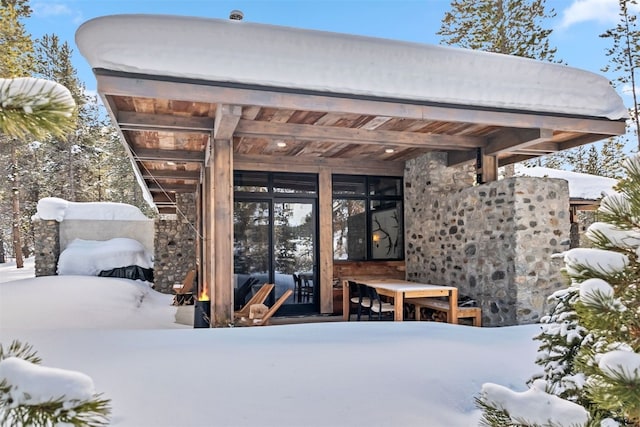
[33,2,72,17]
[33,2,84,24]
[558,0,621,29]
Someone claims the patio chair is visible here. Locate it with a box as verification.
[234,276,260,310]
[237,289,293,326]
[234,283,275,319]
[348,281,371,321]
[171,269,196,306]
[367,286,394,320]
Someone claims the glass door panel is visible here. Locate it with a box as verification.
[233,201,270,309]
[274,201,316,313]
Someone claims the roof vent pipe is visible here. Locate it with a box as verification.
[229,10,244,20]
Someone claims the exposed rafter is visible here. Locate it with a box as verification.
[235,119,485,150]
[484,128,554,155]
[131,148,204,163]
[118,111,214,132]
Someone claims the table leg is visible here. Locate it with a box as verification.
[449,288,459,324]
[394,291,403,321]
[342,280,350,321]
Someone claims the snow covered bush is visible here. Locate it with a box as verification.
[477,154,640,427]
[0,340,111,426]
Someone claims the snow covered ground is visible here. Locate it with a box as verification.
[0,259,543,426]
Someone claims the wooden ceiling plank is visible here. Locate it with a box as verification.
[97,73,626,136]
[234,119,485,149]
[485,128,554,156]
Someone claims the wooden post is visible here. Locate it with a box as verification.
[319,169,333,314]
[213,138,234,326]
[203,162,214,324]
[476,148,498,184]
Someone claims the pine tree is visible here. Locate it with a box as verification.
[478,154,640,426]
[438,0,564,174]
[0,0,33,78]
[0,0,34,266]
[438,0,558,61]
[601,0,640,153]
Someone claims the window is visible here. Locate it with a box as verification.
[332,175,403,261]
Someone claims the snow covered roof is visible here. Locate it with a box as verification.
[75,14,628,215]
[76,14,627,121]
[514,165,619,201]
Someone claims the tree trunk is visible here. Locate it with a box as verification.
[11,142,24,269]
[0,230,6,264]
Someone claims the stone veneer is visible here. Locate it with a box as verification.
[404,152,570,327]
[33,219,60,276]
[153,193,197,293]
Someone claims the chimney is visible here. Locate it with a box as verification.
[229,10,244,21]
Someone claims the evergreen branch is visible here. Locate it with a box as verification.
[0,385,111,427]
[0,340,41,364]
[0,77,76,139]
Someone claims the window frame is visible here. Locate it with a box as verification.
[332,174,404,261]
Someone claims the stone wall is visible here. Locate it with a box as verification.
[154,193,198,293]
[404,152,570,326]
[33,219,59,276]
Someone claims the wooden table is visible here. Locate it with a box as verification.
[341,277,458,323]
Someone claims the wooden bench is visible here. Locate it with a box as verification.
[409,298,482,326]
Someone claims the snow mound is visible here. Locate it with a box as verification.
[0,275,178,329]
[34,197,148,222]
[514,165,619,200]
[0,357,95,406]
[57,238,153,276]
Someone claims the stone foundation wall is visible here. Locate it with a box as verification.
[404,153,570,326]
[154,193,197,293]
[33,219,59,276]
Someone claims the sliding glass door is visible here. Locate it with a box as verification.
[233,172,318,316]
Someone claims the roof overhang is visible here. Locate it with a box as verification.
[76,14,628,214]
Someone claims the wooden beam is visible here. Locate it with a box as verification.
[149,192,176,203]
[558,133,612,151]
[147,182,197,192]
[213,138,234,326]
[512,142,559,154]
[98,73,627,136]
[157,207,177,214]
[447,150,476,167]
[235,119,484,150]
[214,104,242,140]
[142,169,201,180]
[485,128,554,155]
[118,111,214,132]
[234,154,405,176]
[131,148,204,163]
[498,154,537,166]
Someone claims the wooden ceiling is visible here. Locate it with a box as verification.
[96,70,626,214]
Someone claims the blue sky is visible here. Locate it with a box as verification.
[24,0,637,149]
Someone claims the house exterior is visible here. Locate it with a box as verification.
[71,14,628,327]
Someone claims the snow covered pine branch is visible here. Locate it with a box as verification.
[0,77,76,139]
[0,340,111,427]
[477,154,640,427]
